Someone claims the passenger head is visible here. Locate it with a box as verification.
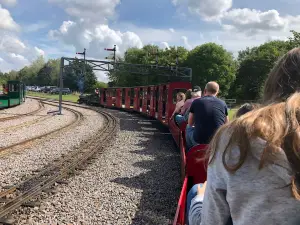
[208,48,300,200]
[185,89,192,102]
[176,92,185,102]
[209,94,300,200]
[235,103,260,118]
[263,47,300,104]
[204,82,219,96]
[192,86,202,98]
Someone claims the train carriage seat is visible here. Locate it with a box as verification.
[179,121,187,132]
[186,144,209,188]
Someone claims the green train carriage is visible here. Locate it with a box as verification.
[0,80,26,108]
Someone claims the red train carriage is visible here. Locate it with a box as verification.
[99,81,208,225]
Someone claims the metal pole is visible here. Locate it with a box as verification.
[83,48,86,95]
[59,57,64,115]
[113,45,116,64]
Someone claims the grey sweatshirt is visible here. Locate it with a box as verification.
[189,130,300,225]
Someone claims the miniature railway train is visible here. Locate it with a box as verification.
[0,80,26,109]
[79,81,208,225]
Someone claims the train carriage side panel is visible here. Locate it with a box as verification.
[149,86,155,117]
[173,177,188,225]
[142,86,147,114]
[157,85,163,122]
[133,87,139,111]
[116,88,122,108]
[100,88,106,106]
[106,89,113,107]
[125,88,131,109]
[0,96,9,108]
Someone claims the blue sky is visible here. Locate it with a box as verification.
[1,0,300,81]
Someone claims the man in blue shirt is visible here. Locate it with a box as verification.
[185,81,229,151]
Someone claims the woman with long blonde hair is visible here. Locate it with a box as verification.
[188,48,300,225]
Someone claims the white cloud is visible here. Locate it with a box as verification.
[48,0,120,22]
[49,20,143,59]
[221,9,287,34]
[34,47,45,56]
[0,57,3,62]
[161,42,170,50]
[95,71,109,82]
[181,36,192,50]
[23,21,49,33]
[0,0,17,7]
[174,0,232,20]
[0,34,26,54]
[0,4,19,31]
[169,28,175,33]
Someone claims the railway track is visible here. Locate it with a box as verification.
[0,101,44,122]
[0,104,117,224]
[0,101,84,157]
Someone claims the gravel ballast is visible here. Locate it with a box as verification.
[12,109,181,225]
[0,99,40,119]
[0,104,75,148]
[0,104,104,192]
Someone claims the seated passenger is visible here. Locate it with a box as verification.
[235,103,259,118]
[186,101,257,225]
[170,92,185,120]
[188,47,300,225]
[175,86,201,126]
[185,82,228,151]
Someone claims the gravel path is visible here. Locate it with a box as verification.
[0,104,104,192]
[0,99,40,118]
[0,103,56,131]
[12,109,181,225]
[0,105,75,148]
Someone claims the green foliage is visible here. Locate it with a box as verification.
[229,40,291,100]
[185,43,236,97]
[2,56,97,93]
[108,44,189,87]
[94,81,108,89]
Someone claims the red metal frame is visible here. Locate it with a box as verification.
[157,85,163,122]
[125,88,130,109]
[133,87,139,111]
[186,144,209,185]
[173,177,188,225]
[106,89,112,107]
[149,86,155,117]
[142,87,147,114]
[116,88,122,108]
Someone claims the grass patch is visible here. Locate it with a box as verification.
[228,108,237,121]
[27,91,79,103]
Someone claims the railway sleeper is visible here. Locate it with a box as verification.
[21,201,41,208]
[0,216,15,225]
[56,180,69,185]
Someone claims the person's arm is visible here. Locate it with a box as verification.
[189,168,230,225]
[188,101,195,126]
[188,112,194,126]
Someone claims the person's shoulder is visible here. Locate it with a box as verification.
[215,97,227,106]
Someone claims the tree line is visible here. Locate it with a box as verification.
[1,30,300,99]
[0,57,107,93]
[109,30,300,100]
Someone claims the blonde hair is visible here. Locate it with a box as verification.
[208,47,300,200]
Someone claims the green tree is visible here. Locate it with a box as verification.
[185,43,236,97]
[108,45,189,87]
[229,40,290,100]
[63,58,97,92]
[94,81,108,89]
